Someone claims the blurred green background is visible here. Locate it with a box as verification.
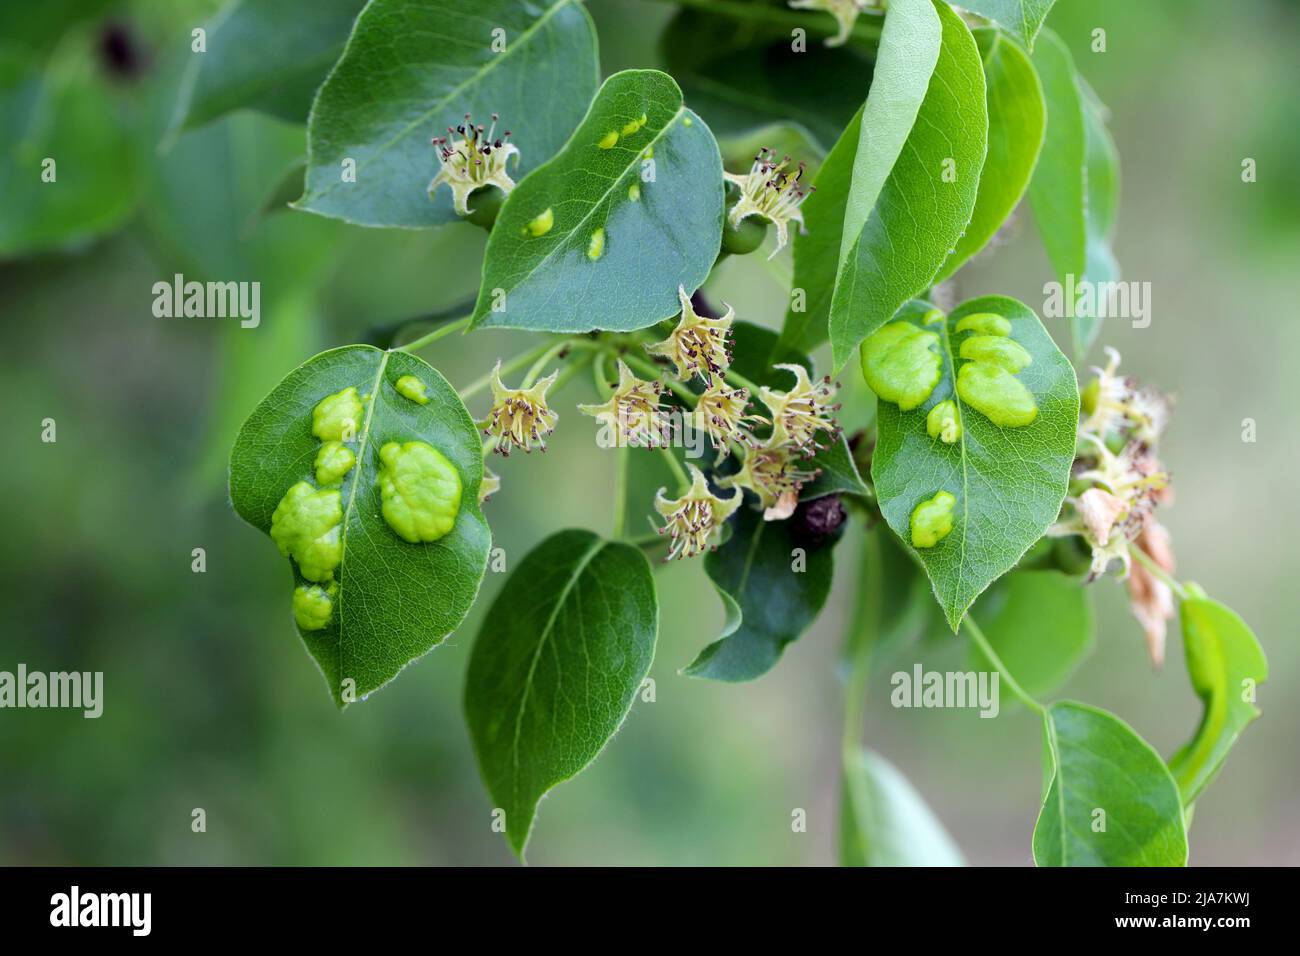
[2,0,1296,865]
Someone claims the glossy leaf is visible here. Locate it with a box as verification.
[933,27,1045,282]
[661,6,871,151]
[827,0,987,371]
[779,104,862,354]
[957,0,1057,51]
[688,502,838,682]
[1076,85,1121,356]
[229,346,491,707]
[464,529,657,857]
[1026,28,1119,358]
[841,749,965,866]
[171,0,366,131]
[0,49,139,256]
[970,570,1093,699]
[471,69,723,333]
[1167,595,1268,806]
[870,297,1079,630]
[296,0,598,228]
[803,436,869,500]
[1033,701,1188,866]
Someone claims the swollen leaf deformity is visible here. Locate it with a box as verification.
[377,441,462,543]
[312,387,364,441]
[395,375,430,405]
[270,482,344,583]
[314,441,355,487]
[230,346,490,707]
[293,584,336,631]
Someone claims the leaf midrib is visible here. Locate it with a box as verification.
[336,348,391,691]
[508,535,607,814]
[306,0,578,204]
[937,317,971,622]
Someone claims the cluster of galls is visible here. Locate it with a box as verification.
[478,287,842,561]
[1050,348,1176,665]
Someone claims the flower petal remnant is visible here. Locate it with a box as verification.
[429,112,520,215]
[484,361,558,456]
[654,464,742,560]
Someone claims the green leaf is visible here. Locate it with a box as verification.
[870,296,1079,630]
[660,6,872,151]
[841,749,965,866]
[471,69,724,333]
[296,0,598,228]
[1033,701,1188,866]
[779,103,862,354]
[0,47,139,256]
[688,502,838,682]
[933,27,1045,282]
[1167,595,1268,806]
[803,436,869,500]
[1076,85,1120,355]
[229,345,491,708]
[827,0,988,371]
[464,529,657,857]
[956,0,1057,51]
[970,570,1093,699]
[171,0,366,131]
[1025,28,1119,359]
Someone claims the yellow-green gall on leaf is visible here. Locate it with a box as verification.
[395,374,430,405]
[270,481,343,583]
[312,387,364,442]
[956,363,1039,427]
[959,335,1032,373]
[314,441,356,487]
[859,321,941,411]
[525,207,554,237]
[954,312,1012,337]
[378,441,462,543]
[597,130,619,149]
[620,113,648,137]
[926,400,961,444]
[910,490,956,549]
[293,584,335,631]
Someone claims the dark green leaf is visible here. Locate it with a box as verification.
[464,529,657,857]
[229,345,491,707]
[0,48,139,256]
[933,27,1045,282]
[296,0,598,227]
[841,749,965,866]
[471,69,724,333]
[661,6,871,151]
[970,570,1093,699]
[803,436,869,500]
[688,503,837,682]
[870,297,1079,630]
[172,0,366,131]
[1033,701,1188,866]
[957,0,1057,51]
[827,0,987,370]
[1167,595,1268,806]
